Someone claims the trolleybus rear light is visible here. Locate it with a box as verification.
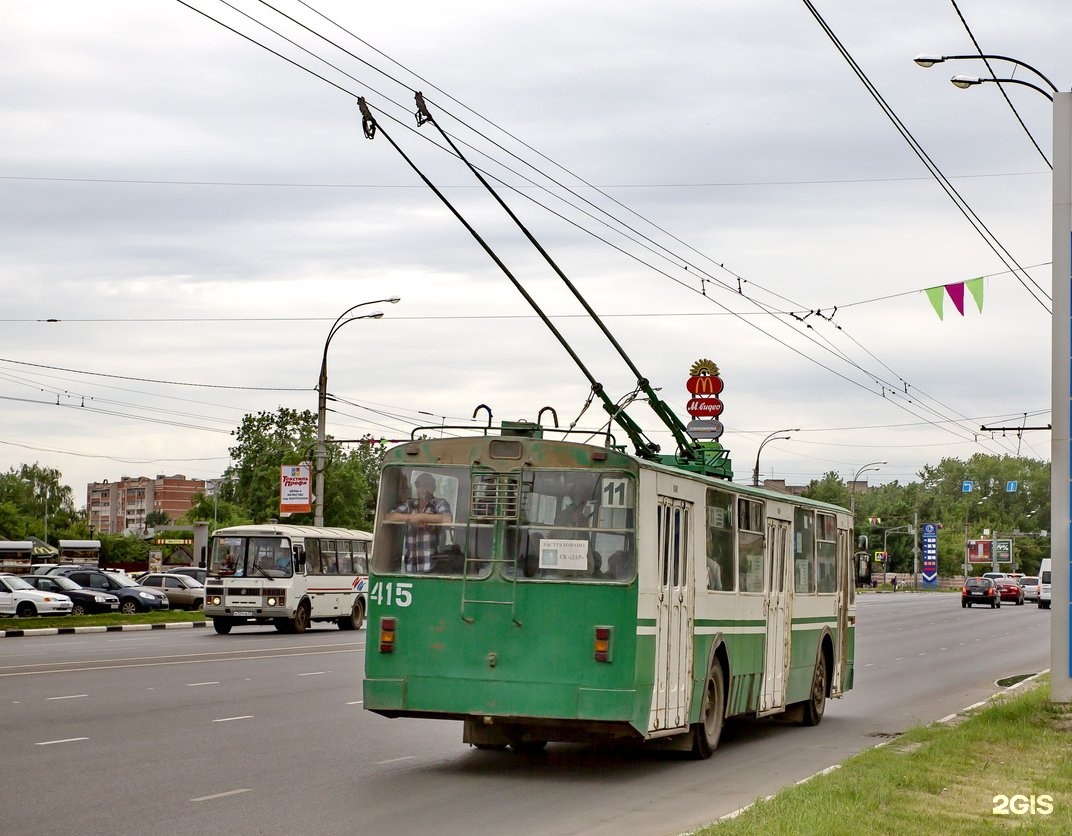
[594,626,612,662]
[379,617,397,653]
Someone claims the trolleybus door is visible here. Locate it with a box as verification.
[649,495,693,733]
[759,517,792,714]
[833,527,851,693]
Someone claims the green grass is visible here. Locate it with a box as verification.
[701,677,1072,834]
[1,609,206,630]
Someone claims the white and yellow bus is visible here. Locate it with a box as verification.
[204,524,372,634]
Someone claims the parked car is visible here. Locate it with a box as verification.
[0,573,73,617]
[962,577,1000,608]
[994,578,1025,605]
[1038,558,1051,610]
[167,566,207,585]
[50,568,170,614]
[137,573,205,610]
[21,574,121,615]
[1019,576,1041,602]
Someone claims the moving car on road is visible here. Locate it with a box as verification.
[0,573,73,617]
[1019,576,1040,602]
[1038,558,1051,610]
[21,574,120,615]
[962,577,1000,608]
[994,577,1024,605]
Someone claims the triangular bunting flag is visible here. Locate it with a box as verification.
[965,277,984,313]
[925,286,945,320]
[945,282,965,315]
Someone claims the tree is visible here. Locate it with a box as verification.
[144,510,171,528]
[800,472,850,506]
[225,408,386,528]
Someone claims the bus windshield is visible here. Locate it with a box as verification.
[210,536,294,578]
[375,466,635,581]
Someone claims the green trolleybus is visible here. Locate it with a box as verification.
[364,427,855,758]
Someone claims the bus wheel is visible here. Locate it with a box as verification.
[690,663,725,759]
[338,599,365,631]
[292,603,310,633]
[213,617,233,635]
[801,653,828,727]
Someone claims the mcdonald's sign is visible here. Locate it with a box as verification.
[686,374,724,395]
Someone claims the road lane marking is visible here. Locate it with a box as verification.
[374,755,416,765]
[346,700,363,705]
[191,789,251,802]
[36,737,89,745]
[47,694,88,700]
[299,671,327,677]
[187,681,220,687]
[213,715,253,723]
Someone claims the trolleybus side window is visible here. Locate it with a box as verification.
[738,498,764,593]
[705,488,735,591]
[816,513,837,593]
[793,508,816,593]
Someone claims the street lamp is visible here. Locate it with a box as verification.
[848,461,886,520]
[315,297,400,527]
[751,428,799,487]
[949,74,1054,101]
[918,53,1071,700]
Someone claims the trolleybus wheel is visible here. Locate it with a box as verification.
[292,602,310,633]
[213,617,233,635]
[338,598,365,631]
[800,652,828,727]
[690,663,725,759]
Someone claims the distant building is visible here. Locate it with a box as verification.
[87,474,207,534]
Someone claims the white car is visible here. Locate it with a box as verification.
[1019,576,1040,602]
[0,572,73,617]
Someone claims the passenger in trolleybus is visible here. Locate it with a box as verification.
[383,472,453,573]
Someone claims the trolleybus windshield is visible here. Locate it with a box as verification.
[374,465,636,582]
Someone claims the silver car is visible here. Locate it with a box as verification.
[137,572,205,610]
[1019,576,1040,602]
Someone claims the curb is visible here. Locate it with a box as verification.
[0,621,208,638]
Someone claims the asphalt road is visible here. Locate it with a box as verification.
[0,593,1051,836]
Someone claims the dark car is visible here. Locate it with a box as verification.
[167,566,207,585]
[137,573,204,610]
[51,568,170,615]
[995,578,1025,605]
[21,574,121,615]
[962,577,1000,608]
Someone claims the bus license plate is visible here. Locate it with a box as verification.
[233,610,254,617]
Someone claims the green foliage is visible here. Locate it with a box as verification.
[144,509,171,528]
[801,471,851,506]
[99,532,150,563]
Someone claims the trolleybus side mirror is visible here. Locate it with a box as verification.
[294,546,306,568]
[199,546,207,569]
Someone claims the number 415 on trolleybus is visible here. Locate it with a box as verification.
[204,524,372,635]
[363,428,855,757]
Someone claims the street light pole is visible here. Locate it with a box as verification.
[751,428,799,487]
[314,297,400,527]
[918,53,1071,702]
[848,460,886,521]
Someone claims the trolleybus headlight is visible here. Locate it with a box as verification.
[379,617,397,653]
[594,626,612,662]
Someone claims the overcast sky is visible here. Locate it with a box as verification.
[2,0,1067,505]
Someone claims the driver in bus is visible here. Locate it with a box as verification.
[384,472,453,573]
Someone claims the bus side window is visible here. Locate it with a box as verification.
[337,542,354,575]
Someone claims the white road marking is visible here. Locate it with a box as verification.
[187,681,220,687]
[298,671,326,677]
[213,715,253,723]
[346,700,363,705]
[36,737,89,746]
[374,755,417,765]
[46,694,87,700]
[191,788,251,802]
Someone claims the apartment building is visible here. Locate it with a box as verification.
[87,474,207,534]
